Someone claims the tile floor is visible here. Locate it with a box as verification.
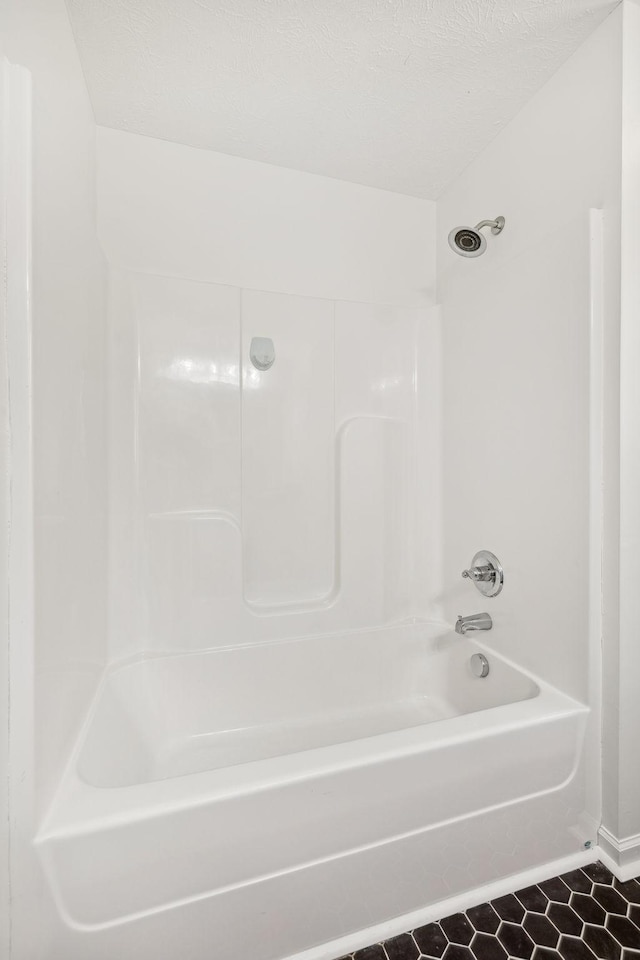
[336,862,640,960]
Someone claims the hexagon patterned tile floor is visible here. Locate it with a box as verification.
[335,863,640,960]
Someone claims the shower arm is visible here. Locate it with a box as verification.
[475,217,505,236]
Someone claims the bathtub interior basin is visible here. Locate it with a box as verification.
[77,622,539,788]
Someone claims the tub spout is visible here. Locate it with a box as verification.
[455,612,492,635]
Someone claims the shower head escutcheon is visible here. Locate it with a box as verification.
[448,216,505,258]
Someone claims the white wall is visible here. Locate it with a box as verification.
[97,127,435,307]
[0,58,15,960]
[97,129,439,662]
[599,0,640,876]
[437,7,623,833]
[436,0,640,883]
[1,0,108,956]
[437,7,621,697]
[616,0,640,852]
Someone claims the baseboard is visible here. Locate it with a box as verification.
[286,849,599,960]
[598,826,640,881]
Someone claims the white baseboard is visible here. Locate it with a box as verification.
[598,826,640,881]
[286,849,599,960]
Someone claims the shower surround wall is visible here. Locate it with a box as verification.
[96,127,439,657]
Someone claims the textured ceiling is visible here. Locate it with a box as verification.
[66,0,618,199]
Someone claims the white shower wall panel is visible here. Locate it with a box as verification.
[108,269,435,658]
[97,127,438,660]
[241,290,335,609]
[137,275,241,517]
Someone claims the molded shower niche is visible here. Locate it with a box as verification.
[112,272,425,654]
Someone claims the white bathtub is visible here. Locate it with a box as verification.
[37,622,589,960]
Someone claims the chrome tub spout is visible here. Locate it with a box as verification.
[455,612,492,635]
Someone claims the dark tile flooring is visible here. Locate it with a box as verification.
[336,862,640,960]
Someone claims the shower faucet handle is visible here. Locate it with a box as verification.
[460,550,504,598]
[462,565,494,583]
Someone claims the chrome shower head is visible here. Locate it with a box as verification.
[448,216,505,258]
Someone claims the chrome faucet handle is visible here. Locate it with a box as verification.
[462,565,493,582]
[460,550,504,598]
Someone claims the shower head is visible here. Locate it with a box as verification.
[448,216,505,258]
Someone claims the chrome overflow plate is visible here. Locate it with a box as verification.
[470,653,490,678]
[461,550,503,598]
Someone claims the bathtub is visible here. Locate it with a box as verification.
[37,622,589,960]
